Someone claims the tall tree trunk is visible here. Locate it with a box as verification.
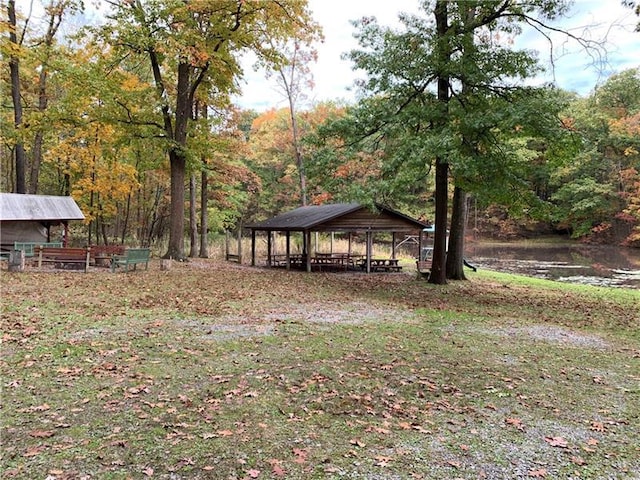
[167,149,186,259]
[30,58,50,194]
[431,159,449,284]
[445,3,476,281]
[189,173,197,257]
[289,97,307,206]
[162,62,191,260]
[429,0,451,285]
[30,2,64,193]
[121,193,131,245]
[8,0,26,194]
[446,186,467,280]
[199,167,209,258]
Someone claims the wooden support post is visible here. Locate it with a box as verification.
[251,230,256,266]
[366,231,372,274]
[286,231,291,270]
[236,228,242,264]
[392,232,397,259]
[305,230,312,272]
[267,231,272,267]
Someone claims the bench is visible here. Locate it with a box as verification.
[111,248,151,272]
[15,241,63,257]
[416,260,430,276]
[37,246,90,272]
[90,245,126,266]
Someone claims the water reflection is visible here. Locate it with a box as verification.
[465,241,640,289]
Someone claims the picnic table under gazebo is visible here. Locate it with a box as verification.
[245,203,430,273]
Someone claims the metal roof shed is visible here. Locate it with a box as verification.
[0,193,85,251]
[246,203,429,272]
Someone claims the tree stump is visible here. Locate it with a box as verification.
[160,259,172,271]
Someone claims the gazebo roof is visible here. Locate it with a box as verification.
[247,203,428,233]
[0,193,85,222]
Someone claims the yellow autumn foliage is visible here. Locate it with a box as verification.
[46,123,140,223]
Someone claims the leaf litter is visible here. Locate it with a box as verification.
[1,260,638,479]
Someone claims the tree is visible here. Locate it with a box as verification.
[2,0,84,195]
[7,0,26,193]
[100,0,319,260]
[338,0,602,284]
[266,37,320,206]
[551,69,640,242]
[248,102,346,219]
[28,0,83,194]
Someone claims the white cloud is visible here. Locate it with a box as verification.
[235,0,639,111]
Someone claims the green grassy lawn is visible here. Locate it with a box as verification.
[1,260,638,479]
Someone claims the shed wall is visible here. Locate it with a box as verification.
[0,221,47,250]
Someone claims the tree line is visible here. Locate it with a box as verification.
[2,0,639,284]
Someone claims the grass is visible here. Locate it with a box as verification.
[1,260,639,479]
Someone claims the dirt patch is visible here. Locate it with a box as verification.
[174,318,275,341]
[263,301,412,325]
[473,324,610,349]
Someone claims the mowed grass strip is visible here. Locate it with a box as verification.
[1,261,638,479]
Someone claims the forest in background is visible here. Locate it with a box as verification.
[2,1,639,258]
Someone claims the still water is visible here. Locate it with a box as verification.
[465,241,640,289]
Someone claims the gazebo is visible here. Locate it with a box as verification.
[246,203,429,273]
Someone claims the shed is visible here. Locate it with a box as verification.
[246,203,429,272]
[0,193,85,252]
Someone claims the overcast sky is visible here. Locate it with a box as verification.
[234,0,640,111]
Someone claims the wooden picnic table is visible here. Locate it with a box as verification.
[312,252,353,271]
[269,252,365,271]
[270,254,305,267]
[359,258,403,272]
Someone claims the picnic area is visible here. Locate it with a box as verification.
[245,203,430,273]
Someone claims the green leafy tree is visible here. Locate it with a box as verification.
[551,69,640,242]
[323,0,582,283]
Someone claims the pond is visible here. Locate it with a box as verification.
[465,240,640,289]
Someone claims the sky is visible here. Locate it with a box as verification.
[234,0,640,111]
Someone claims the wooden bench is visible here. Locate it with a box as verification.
[15,241,62,257]
[111,248,151,272]
[37,246,90,272]
[90,245,126,266]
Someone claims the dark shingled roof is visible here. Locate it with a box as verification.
[246,203,427,232]
[0,193,85,222]
[247,203,361,231]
